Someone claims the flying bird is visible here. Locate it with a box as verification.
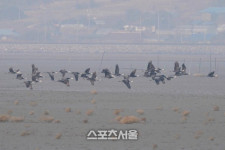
[81,73,89,79]
[24,81,33,89]
[71,72,80,81]
[47,72,55,81]
[182,63,187,73]
[85,68,91,74]
[58,78,73,86]
[102,68,114,78]
[174,61,188,76]
[151,75,169,85]
[81,68,91,79]
[16,73,24,80]
[59,69,69,77]
[129,69,138,77]
[147,61,155,72]
[32,64,38,75]
[87,72,97,85]
[144,61,162,77]
[32,72,43,82]
[174,61,180,73]
[166,75,176,80]
[114,64,121,76]
[9,67,20,74]
[121,75,132,89]
[208,71,217,77]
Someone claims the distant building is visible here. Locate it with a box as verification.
[123,25,146,32]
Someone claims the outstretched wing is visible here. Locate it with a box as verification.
[130,69,136,77]
[91,72,97,79]
[90,80,95,86]
[182,63,186,73]
[123,80,131,89]
[75,73,79,81]
[147,61,155,71]
[115,64,120,75]
[85,68,90,74]
[174,61,180,72]
[48,72,54,80]
[208,71,215,77]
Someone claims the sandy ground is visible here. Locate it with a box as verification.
[1,44,225,150]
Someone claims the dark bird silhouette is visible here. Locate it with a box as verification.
[102,68,114,78]
[147,61,155,72]
[144,61,162,77]
[71,72,80,81]
[32,74,39,82]
[174,61,183,76]
[32,71,43,82]
[152,75,168,85]
[87,72,97,85]
[101,68,109,73]
[174,61,180,73]
[47,72,55,81]
[16,73,24,80]
[166,75,176,80]
[31,64,43,82]
[85,68,91,74]
[80,68,91,79]
[9,67,20,74]
[174,61,188,76]
[115,64,121,76]
[122,75,131,89]
[145,61,156,77]
[59,69,68,77]
[182,63,187,74]
[36,72,43,78]
[208,71,217,77]
[58,78,73,86]
[24,81,33,89]
[144,69,156,77]
[152,77,160,85]
[129,69,138,77]
[32,64,38,75]
[81,73,89,79]
[150,70,157,77]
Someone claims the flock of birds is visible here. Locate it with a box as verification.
[8,61,217,90]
